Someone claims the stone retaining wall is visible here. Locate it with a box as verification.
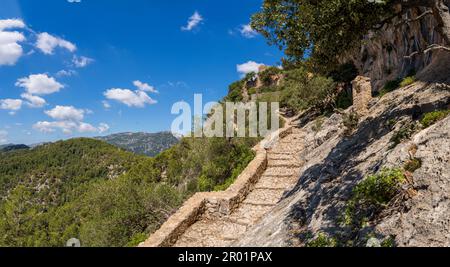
[139,125,293,247]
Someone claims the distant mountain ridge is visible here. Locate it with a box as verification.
[95,131,179,157]
[0,144,30,152]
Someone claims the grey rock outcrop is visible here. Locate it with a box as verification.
[236,82,450,247]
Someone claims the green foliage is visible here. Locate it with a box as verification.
[259,66,282,86]
[345,168,406,227]
[381,236,396,247]
[335,90,353,110]
[306,233,338,247]
[379,79,401,97]
[0,135,258,247]
[251,0,392,70]
[399,76,416,88]
[353,169,406,207]
[280,68,336,112]
[329,62,358,83]
[420,110,450,128]
[342,112,359,136]
[404,158,422,173]
[225,80,245,102]
[390,123,417,148]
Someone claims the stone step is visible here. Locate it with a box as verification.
[174,219,247,247]
[255,175,299,190]
[226,204,274,225]
[268,160,301,168]
[263,167,300,177]
[243,188,286,206]
[268,154,296,160]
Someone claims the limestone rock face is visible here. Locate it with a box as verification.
[235,82,450,247]
[341,7,450,91]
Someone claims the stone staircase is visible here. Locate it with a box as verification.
[173,128,305,247]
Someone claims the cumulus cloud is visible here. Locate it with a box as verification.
[0,19,26,66]
[72,55,93,68]
[33,121,109,134]
[236,61,264,76]
[44,105,85,121]
[0,99,23,114]
[240,24,258,38]
[36,32,76,55]
[181,11,203,31]
[35,105,109,135]
[21,93,46,108]
[56,69,77,77]
[16,74,64,95]
[104,89,157,108]
[133,80,158,93]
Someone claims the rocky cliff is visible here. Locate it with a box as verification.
[342,5,450,91]
[236,81,450,247]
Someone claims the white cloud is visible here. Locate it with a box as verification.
[0,99,23,114]
[45,105,85,121]
[0,19,26,66]
[102,100,111,109]
[98,123,110,133]
[104,88,157,108]
[240,24,258,38]
[16,74,64,95]
[36,32,76,55]
[0,19,26,31]
[67,0,82,3]
[181,11,203,31]
[237,61,264,76]
[56,69,77,77]
[33,121,108,135]
[0,130,7,144]
[133,80,158,93]
[72,55,93,68]
[21,93,46,108]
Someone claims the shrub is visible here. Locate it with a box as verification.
[420,110,450,128]
[335,90,353,110]
[280,68,336,112]
[378,79,401,97]
[404,158,422,173]
[329,62,358,83]
[306,233,338,247]
[345,169,406,227]
[399,76,416,88]
[259,66,282,86]
[390,123,417,148]
[353,168,406,207]
[342,111,359,136]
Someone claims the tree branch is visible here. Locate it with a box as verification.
[404,44,450,59]
[395,9,434,26]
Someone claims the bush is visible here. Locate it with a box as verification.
[306,233,338,247]
[399,76,416,88]
[329,62,358,83]
[345,169,406,227]
[390,123,417,148]
[280,68,336,112]
[335,90,353,110]
[404,158,422,173]
[420,110,450,128]
[378,79,401,97]
[353,168,406,207]
[259,67,282,86]
[342,112,359,136]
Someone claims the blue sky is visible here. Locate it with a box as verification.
[0,0,283,145]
